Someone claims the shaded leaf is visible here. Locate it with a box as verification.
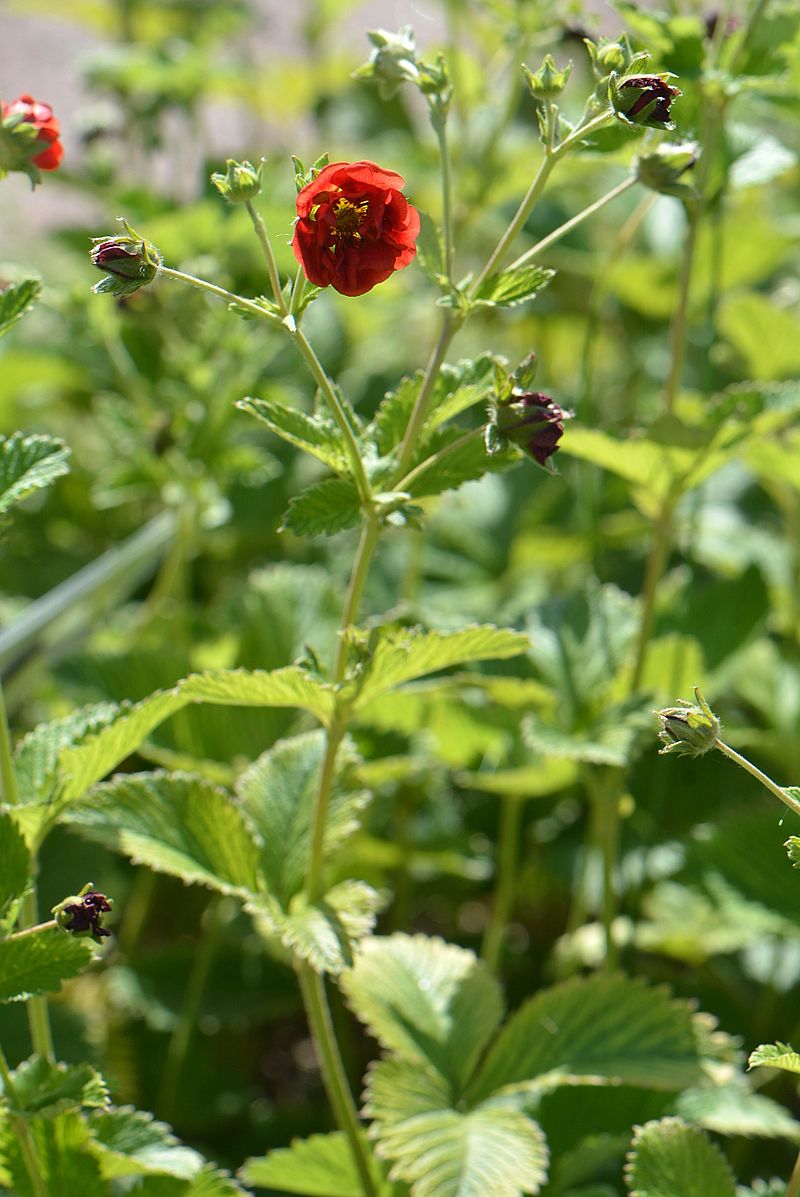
[749,1042,800,1076]
[0,433,70,518]
[675,1083,800,1142]
[241,1131,386,1195]
[624,1117,735,1197]
[8,1057,108,1118]
[0,810,30,916]
[0,924,93,1003]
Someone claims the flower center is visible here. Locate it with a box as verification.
[332,197,369,238]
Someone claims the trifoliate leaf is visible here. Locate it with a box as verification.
[342,933,503,1090]
[624,1117,736,1197]
[364,1058,549,1197]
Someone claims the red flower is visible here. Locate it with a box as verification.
[1,94,63,170]
[292,160,420,297]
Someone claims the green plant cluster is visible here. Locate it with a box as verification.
[2,0,800,1194]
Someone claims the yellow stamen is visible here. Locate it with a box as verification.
[332,197,369,237]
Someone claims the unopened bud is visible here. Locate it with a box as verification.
[635,141,699,200]
[611,73,682,130]
[522,54,572,100]
[655,687,720,757]
[52,883,113,943]
[354,26,420,100]
[211,158,263,203]
[492,391,571,470]
[90,218,161,297]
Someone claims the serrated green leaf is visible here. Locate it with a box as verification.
[0,433,70,517]
[235,731,369,904]
[56,668,334,806]
[281,477,362,537]
[624,1118,736,1197]
[352,625,530,708]
[469,974,702,1103]
[125,1165,248,1196]
[0,810,30,915]
[474,264,555,308]
[0,278,42,338]
[241,1131,386,1195]
[8,1057,108,1117]
[675,1083,800,1142]
[372,375,418,455]
[787,833,800,868]
[342,933,503,1090]
[64,772,260,896]
[237,396,350,473]
[87,1106,203,1180]
[370,357,498,459]
[251,880,383,974]
[404,428,518,499]
[415,209,446,284]
[523,698,652,767]
[749,1042,800,1076]
[364,1058,549,1197]
[0,924,93,1003]
[0,1109,104,1196]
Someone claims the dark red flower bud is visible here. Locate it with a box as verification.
[292,159,420,297]
[53,884,113,943]
[495,392,571,468]
[612,74,681,129]
[90,219,161,296]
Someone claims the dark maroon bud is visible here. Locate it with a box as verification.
[612,74,681,129]
[495,392,571,468]
[53,884,113,943]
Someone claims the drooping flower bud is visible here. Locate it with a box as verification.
[522,54,572,100]
[52,883,113,943]
[492,391,571,470]
[635,141,699,199]
[655,687,721,757]
[584,34,647,79]
[354,27,421,99]
[210,158,263,203]
[90,219,161,297]
[611,73,681,130]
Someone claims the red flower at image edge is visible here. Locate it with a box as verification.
[292,160,420,297]
[1,94,63,170]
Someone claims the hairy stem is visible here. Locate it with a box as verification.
[396,426,483,494]
[19,889,56,1062]
[714,741,800,819]
[787,1149,800,1197]
[297,963,377,1197]
[0,682,17,806]
[630,503,674,693]
[505,175,638,274]
[394,314,460,481]
[245,199,287,314]
[433,115,455,282]
[0,1044,49,1197]
[482,795,524,975]
[158,266,282,323]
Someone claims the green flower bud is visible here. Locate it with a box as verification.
[656,687,721,757]
[635,141,699,199]
[210,158,263,203]
[354,26,420,100]
[522,54,572,100]
[90,218,161,297]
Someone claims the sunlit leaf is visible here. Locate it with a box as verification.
[624,1118,735,1197]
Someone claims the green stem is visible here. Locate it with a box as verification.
[481,795,524,975]
[0,682,17,805]
[662,206,699,415]
[714,740,800,819]
[158,266,282,324]
[393,314,460,481]
[470,108,614,294]
[504,175,638,274]
[331,515,381,685]
[395,426,483,494]
[0,1044,49,1197]
[244,200,287,313]
[158,896,227,1122]
[585,770,623,971]
[289,264,306,318]
[433,114,455,282]
[297,963,377,1197]
[786,1149,800,1197]
[19,889,55,1062]
[630,504,674,693]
